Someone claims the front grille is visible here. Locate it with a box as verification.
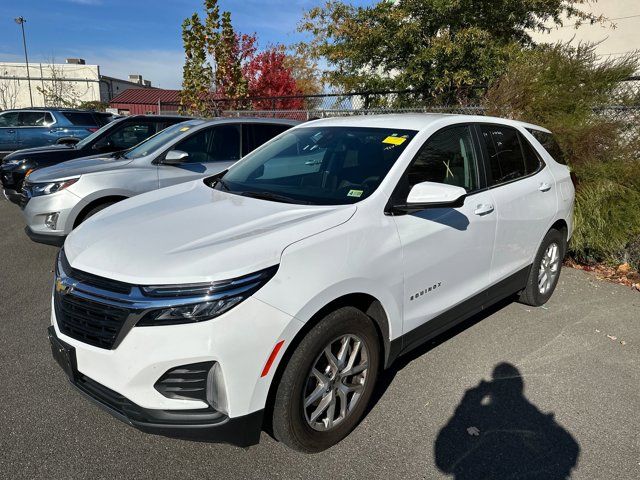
[60,252,132,295]
[54,292,129,349]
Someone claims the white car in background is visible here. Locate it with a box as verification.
[47,114,574,452]
[21,118,298,245]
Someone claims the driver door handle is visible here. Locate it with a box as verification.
[539,182,552,192]
[474,203,494,216]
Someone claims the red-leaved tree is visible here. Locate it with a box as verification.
[243,47,304,109]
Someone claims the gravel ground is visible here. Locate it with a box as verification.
[1,196,638,479]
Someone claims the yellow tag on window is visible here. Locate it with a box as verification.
[347,189,363,198]
[179,127,190,132]
[382,136,406,146]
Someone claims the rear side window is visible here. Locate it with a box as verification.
[94,113,113,127]
[480,125,528,185]
[519,134,544,175]
[527,128,566,165]
[18,111,53,126]
[242,123,291,156]
[61,112,98,126]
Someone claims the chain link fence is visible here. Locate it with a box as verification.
[157,78,640,122]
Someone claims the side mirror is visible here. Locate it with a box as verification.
[163,149,189,165]
[394,181,467,212]
[56,137,80,146]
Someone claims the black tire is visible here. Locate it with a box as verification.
[272,306,380,453]
[518,228,566,306]
[76,201,117,226]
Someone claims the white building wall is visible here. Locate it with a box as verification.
[0,62,103,109]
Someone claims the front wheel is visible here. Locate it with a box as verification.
[272,307,380,452]
[518,228,565,306]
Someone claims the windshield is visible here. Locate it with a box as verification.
[123,121,200,159]
[75,120,120,149]
[210,126,417,205]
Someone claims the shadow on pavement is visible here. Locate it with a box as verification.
[434,362,580,479]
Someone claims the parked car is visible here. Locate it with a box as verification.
[0,108,114,157]
[47,114,574,451]
[1,115,192,204]
[22,117,299,245]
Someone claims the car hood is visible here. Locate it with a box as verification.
[27,154,131,182]
[64,181,357,285]
[3,144,73,160]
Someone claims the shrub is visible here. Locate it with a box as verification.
[485,42,640,267]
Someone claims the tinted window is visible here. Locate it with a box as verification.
[527,128,566,165]
[174,124,240,163]
[0,112,20,127]
[519,133,543,175]
[94,112,114,126]
[99,123,155,150]
[214,127,417,205]
[18,111,51,127]
[406,126,478,192]
[481,125,527,185]
[242,123,291,156]
[61,112,98,126]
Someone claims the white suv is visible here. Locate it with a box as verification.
[48,114,574,452]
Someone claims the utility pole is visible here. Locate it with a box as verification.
[14,16,33,107]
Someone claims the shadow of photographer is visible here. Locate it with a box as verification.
[434,363,580,479]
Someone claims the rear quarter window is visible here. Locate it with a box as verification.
[526,128,567,165]
[61,112,98,127]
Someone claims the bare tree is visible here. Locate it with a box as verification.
[0,74,20,110]
[36,60,92,107]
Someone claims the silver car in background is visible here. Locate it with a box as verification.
[21,118,299,245]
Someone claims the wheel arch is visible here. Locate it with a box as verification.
[73,195,128,228]
[262,292,392,435]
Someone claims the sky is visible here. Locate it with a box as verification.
[0,0,373,89]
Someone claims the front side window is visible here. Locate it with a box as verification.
[173,124,240,163]
[405,126,479,193]
[0,112,19,127]
[211,126,417,205]
[481,125,528,185]
[124,121,201,159]
[99,123,155,150]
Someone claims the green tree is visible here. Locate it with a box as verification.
[486,42,640,266]
[299,0,604,102]
[180,12,213,116]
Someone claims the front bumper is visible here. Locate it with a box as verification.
[48,326,264,447]
[22,188,80,242]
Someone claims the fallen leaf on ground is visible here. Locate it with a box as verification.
[607,335,617,340]
[467,426,480,436]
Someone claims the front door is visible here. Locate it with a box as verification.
[392,125,496,347]
[0,112,19,151]
[158,124,241,188]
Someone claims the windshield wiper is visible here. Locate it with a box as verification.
[240,190,308,204]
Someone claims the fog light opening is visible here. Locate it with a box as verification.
[206,362,228,415]
[45,212,60,230]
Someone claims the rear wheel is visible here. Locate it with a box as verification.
[272,307,380,452]
[518,228,565,306]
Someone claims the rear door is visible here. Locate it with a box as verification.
[392,125,496,346]
[158,124,241,187]
[17,111,57,148]
[477,123,557,284]
[0,111,19,150]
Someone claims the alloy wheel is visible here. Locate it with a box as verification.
[538,242,560,294]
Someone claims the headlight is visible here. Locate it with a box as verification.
[2,158,26,168]
[25,178,79,197]
[137,265,278,326]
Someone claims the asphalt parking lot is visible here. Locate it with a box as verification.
[1,196,638,480]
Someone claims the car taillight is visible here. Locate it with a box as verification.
[87,127,98,133]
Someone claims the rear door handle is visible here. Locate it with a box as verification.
[474,204,494,216]
[539,182,551,192]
